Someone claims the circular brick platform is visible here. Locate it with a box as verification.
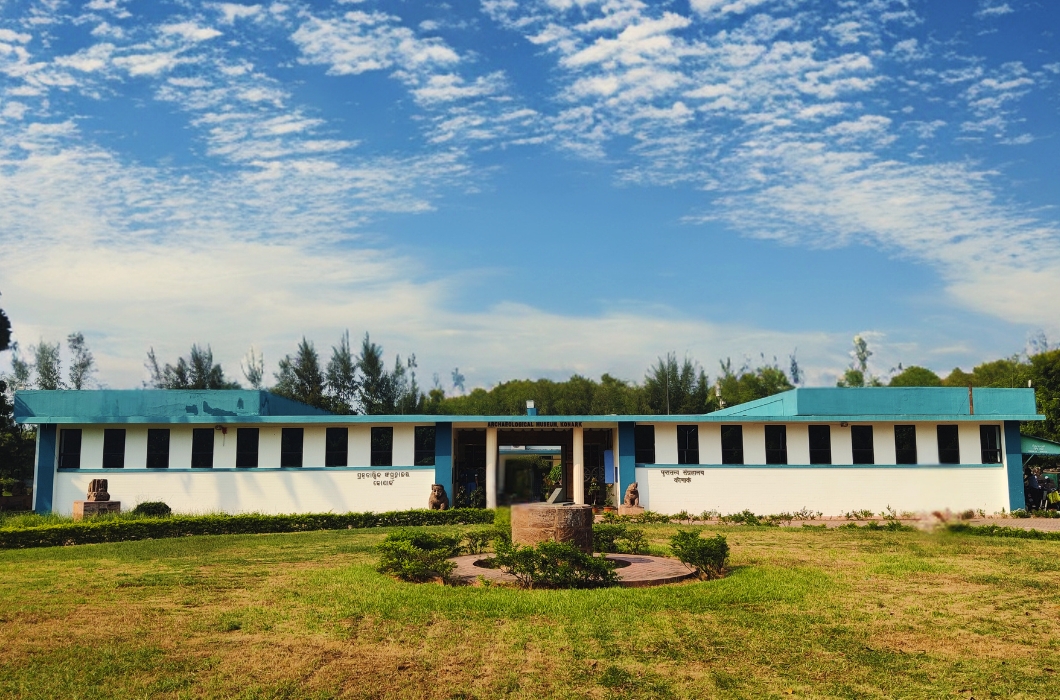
[449,553,696,588]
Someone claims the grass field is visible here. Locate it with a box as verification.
[1,524,1058,699]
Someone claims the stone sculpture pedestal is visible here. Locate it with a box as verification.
[73,501,121,520]
[511,503,594,553]
[618,505,645,516]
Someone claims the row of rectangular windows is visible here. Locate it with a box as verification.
[56,426,437,469]
[637,424,1003,465]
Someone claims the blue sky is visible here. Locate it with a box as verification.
[1,0,1058,390]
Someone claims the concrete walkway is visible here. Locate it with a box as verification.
[449,553,696,587]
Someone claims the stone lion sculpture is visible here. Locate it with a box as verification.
[87,478,110,502]
[623,482,640,507]
[428,484,449,511]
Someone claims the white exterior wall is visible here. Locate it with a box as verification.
[653,423,678,464]
[959,423,983,464]
[394,425,415,466]
[635,464,1009,516]
[52,468,435,515]
[305,427,327,466]
[831,425,852,464]
[350,426,371,465]
[871,423,896,464]
[917,424,939,464]
[743,424,766,464]
[699,424,721,464]
[787,424,810,464]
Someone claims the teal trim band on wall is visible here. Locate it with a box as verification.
[434,422,453,504]
[618,422,636,494]
[55,466,437,473]
[1005,421,1025,511]
[636,463,1006,470]
[34,424,56,514]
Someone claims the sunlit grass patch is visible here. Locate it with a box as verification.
[0,524,1058,698]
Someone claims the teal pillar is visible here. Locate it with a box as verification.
[1004,421,1025,512]
[34,424,56,514]
[618,422,636,495]
[434,422,453,505]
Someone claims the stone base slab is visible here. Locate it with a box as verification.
[619,505,645,516]
[73,501,121,520]
[511,503,594,553]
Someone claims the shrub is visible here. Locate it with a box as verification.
[0,508,495,549]
[377,530,460,583]
[592,524,646,554]
[719,510,774,527]
[131,501,172,517]
[463,527,507,554]
[492,539,618,589]
[669,529,729,580]
[947,523,1060,541]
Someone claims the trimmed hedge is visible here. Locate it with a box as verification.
[0,508,495,550]
[946,523,1060,541]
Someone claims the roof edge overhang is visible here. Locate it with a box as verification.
[15,413,1045,425]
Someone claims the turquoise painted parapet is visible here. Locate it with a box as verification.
[712,387,1038,419]
[618,422,636,495]
[33,424,56,514]
[15,390,331,424]
[434,422,453,505]
[1005,421,1026,512]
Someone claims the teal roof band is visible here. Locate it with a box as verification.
[14,387,1044,425]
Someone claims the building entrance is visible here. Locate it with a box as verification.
[454,427,614,508]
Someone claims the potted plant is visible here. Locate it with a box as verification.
[603,486,616,513]
[587,477,602,513]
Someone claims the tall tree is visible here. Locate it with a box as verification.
[357,333,395,415]
[325,331,359,413]
[273,338,326,408]
[241,347,265,389]
[146,344,240,389]
[8,343,31,391]
[67,332,96,390]
[0,301,39,484]
[889,365,942,387]
[715,357,794,408]
[837,335,882,387]
[0,295,10,353]
[32,340,63,390]
[644,353,715,415]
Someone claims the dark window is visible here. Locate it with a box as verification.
[236,428,259,468]
[895,425,917,464]
[58,429,82,469]
[634,425,655,464]
[102,429,126,469]
[937,425,960,464]
[676,425,699,465]
[415,426,436,466]
[721,425,743,465]
[325,427,348,467]
[281,428,303,467]
[371,427,393,467]
[146,429,170,469]
[980,425,1001,464]
[851,426,874,465]
[191,428,214,468]
[808,425,831,465]
[765,425,787,464]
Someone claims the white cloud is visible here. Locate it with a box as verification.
[159,22,223,42]
[292,11,458,76]
[213,3,262,24]
[112,51,181,76]
[976,3,1013,19]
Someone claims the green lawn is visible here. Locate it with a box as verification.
[1,524,1058,699]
